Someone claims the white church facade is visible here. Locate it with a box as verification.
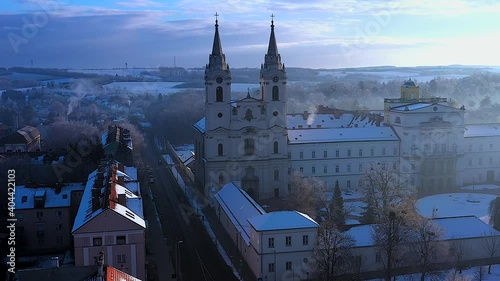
[194,19,500,200]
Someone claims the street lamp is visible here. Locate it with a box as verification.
[176,240,183,281]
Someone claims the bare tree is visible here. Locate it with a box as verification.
[360,164,415,222]
[410,217,448,281]
[372,200,419,281]
[481,231,500,273]
[450,240,465,274]
[313,212,355,281]
[288,171,325,219]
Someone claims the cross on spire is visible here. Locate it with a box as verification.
[215,12,219,24]
[271,13,274,26]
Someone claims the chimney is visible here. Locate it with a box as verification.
[92,188,101,198]
[92,197,101,212]
[118,163,124,172]
[51,257,59,268]
[94,180,103,189]
[302,111,308,120]
[118,175,124,186]
[55,182,62,194]
[118,193,126,206]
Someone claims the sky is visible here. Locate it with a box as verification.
[1,0,500,69]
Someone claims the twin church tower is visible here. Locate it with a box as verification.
[194,15,289,199]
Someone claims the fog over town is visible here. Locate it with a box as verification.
[2,1,500,281]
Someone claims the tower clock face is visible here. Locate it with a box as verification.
[216,76,223,84]
[272,76,279,83]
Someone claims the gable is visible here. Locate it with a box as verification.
[73,208,144,234]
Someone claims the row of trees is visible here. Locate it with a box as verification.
[288,166,500,281]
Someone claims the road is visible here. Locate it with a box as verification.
[143,137,239,281]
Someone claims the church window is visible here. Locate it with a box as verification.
[218,143,223,156]
[273,111,279,116]
[393,162,397,170]
[244,139,255,155]
[347,164,351,172]
[218,173,224,185]
[347,180,351,188]
[324,151,327,158]
[312,151,316,158]
[300,151,303,159]
[274,141,279,154]
[272,86,279,101]
[395,117,401,124]
[312,166,316,174]
[411,163,415,171]
[336,150,340,157]
[299,167,304,173]
[335,165,339,173]
[359,164,363,172]
[347,149,351,157]
[216,87,223,102]
[433,144,438,153]
[490,157,493,165]
[370,148,374,156]
[324,166,328,173]
[274,169,279,181]
[442,144,446,153]
[424,144,430,154]
[452,144,457,152]
[382,148,386,156]
[217,112,223,118]
[393,147,397,155]
[411,145,417,155]
[358,149,363,156]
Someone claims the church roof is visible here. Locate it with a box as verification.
[288,126,399,144]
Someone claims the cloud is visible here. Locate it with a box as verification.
[116,0,165,8]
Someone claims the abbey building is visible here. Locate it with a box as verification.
[194,19,500,200]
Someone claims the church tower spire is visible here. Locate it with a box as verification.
[263,14,283,70]
[208,12,227,71]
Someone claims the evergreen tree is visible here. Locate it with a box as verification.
[330,180,346,228]
[361,189,377,224]
[489,197,500,231]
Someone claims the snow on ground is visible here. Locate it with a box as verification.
[345,200,366,217]
[416,193,498,223]
[369,264,500,280]
[462,184,500,190]
[103,81,186,94]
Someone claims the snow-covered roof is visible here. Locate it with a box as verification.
[247,211,318,231]
[391,103,432,111]
[214,182,266,246]
[72,162,145,233]
[464,124,500,137]
[288,126,399,144]
[194,117,206,133]
[346,216,500,247]
[433,216,500,240]
[345,224,374,247]
[101,131,108,146]
[15,184,85,210]
[287,113,354,129]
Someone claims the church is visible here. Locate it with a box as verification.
[194,18,500,200]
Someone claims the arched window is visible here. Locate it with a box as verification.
[273,141,279,154]
[272,86,279,101]
[395,117,401,124]
[216,87,223,102]
[218,173,224,185]
[218,143,223,156]
[274,169,279,181]
[452,143,458,152]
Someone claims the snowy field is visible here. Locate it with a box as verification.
[416,193,498,223]
[102,81,260,96]
[103,81,187,94]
